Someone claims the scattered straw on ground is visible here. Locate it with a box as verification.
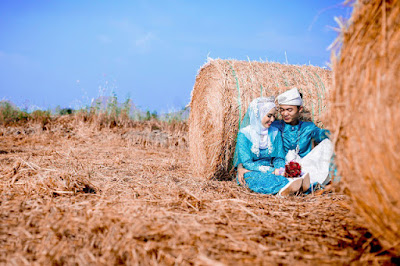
[0,120,394,265]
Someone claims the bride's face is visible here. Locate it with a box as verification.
[261,108,276,128]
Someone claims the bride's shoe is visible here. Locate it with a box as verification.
[278,178,302,197]
[301,173,311,192]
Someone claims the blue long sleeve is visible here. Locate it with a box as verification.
[235,132,264,171]
[272,131,285,169]
[310,124,330,144]
[271,120,330,158]
[235,131,285,173]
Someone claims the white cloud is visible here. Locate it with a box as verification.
[108,18,159,53]
[135,32,156,48]
[135,32,157,53]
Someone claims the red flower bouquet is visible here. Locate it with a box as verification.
[285,161,302,178]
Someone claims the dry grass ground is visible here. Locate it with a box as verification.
[0,119,394,265]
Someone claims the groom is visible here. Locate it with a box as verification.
[237,88,330,181]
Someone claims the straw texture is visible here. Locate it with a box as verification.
[329,0,400,254]
[0,119,390,264]
[189,59,332,180]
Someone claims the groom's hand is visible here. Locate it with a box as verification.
[237,164,250,185]
[273,168,285,176]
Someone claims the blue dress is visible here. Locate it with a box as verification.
[272,120,329,158]
[235,130,288,195]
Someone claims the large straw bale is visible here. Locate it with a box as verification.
[189,59,332,180]
[329,0,400,253]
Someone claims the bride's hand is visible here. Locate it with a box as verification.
[273,168,285,176]
[237,164,250,186]
[238,172,246,186]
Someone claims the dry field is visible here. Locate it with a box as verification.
[0,118,394,265]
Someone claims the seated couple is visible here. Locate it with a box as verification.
[235,88,333,196]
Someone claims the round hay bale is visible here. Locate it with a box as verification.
[189,59,332,180]
[329,0,400,253]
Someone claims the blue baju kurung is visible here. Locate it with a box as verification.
[272,120,329,158]
[235,130,288,195]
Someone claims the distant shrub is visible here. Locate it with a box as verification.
[30,110,51,126]
[0,101,29,125]
[160,107,189,123]
[55,106,74,115]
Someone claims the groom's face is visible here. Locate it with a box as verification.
[279,105,302,124]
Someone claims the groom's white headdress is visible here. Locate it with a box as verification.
[277,87,303,106]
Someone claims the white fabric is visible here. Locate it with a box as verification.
[285,149,302,164]
[241,125,278,156]
[259,134,270,150]
[240,97,277,156]
[277,87,303,106]
[278,177,302,196]
[259,166,271,173]
[288,139,333,185]
[259,101,276,122]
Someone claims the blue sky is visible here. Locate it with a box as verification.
[0,0,351,113]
